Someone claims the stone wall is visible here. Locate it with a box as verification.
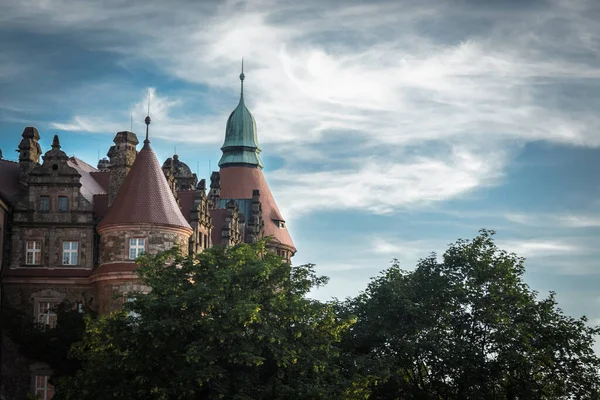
[99,226,190,265]
[8,136,95,271]
[94,281,151,315]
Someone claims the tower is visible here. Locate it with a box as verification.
[95,115,193,314]
[213,65,295,259]
[218,62,263,169]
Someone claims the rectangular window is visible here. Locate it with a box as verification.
[35,374,55,400]
[26,240,42,265]
[204,233,208,249]
[40,196,50,211]
[62,241,79,265]
[37,302,59,329]
[58,196,68,212]
[129,238,145,260]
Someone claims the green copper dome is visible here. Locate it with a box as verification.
[219,69,263,169]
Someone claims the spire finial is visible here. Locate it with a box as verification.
[144,92,151,144]
[52,134,61,149]
[240,58,245,97]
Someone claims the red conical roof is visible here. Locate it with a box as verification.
[98,142,192,232]
[219,166,295,252]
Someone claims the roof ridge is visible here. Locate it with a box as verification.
[70,156,99,171]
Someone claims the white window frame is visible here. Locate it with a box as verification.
[36,301,59,329]
[34,374,55,400]
[62,241,79,265]
[129,238,146,260]
[26,240,42,265]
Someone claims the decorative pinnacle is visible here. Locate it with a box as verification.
[52,134,61,149]
[240,58,245,96]
[144,116,151,143]
[144,94,151,143]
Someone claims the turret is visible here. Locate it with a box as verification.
[162,154,198,191]
[107,131,138,205]
[213,65,296,260]
[218,62,263,169]
[18,127,42,182]
[97,157,110,172]
[96,116,193,314]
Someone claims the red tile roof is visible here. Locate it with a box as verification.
[178,190,195,222]
[98,142,192,231]
[219,166,295,252]
[90,171,109,192]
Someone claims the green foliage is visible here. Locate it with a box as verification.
[14,231,600,399]
[341,229,600,399]
[3,299,93,386]
[57,241,362,399]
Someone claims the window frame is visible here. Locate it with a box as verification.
[39,195,50,212]
[62,240,79,265]
[57,196,69,212]
[35,300,60,329]
[25,240,42,265]
[34,374,55,400]
[128,237,146,260]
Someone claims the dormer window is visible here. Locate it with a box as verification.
[274,220,285,229]
[58,196,68,212]
[129,238,146,260]
[40,196,50,211]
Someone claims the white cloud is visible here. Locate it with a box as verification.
[505,212,600,229]
[498,239,582,258]
[271,144,507,216]
[3,0,600,216]
[51,88,225,144]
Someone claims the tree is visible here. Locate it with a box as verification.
[341,229,600,400]
[3,299,92,386]
[56,241,364,400]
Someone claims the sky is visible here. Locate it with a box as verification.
[1,0,599,330]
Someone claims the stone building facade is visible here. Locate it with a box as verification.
[0,72,295,399]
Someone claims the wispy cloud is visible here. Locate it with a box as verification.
[51,88,225,144]
[2,0,600,217]
[499,239,583,258]
[505,213,600,229]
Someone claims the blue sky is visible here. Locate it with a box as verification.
[1,0,600,331]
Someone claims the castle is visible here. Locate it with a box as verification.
[0,71,295,399]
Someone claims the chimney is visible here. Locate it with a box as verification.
[108,131,139,205]
[18,127,42,182]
